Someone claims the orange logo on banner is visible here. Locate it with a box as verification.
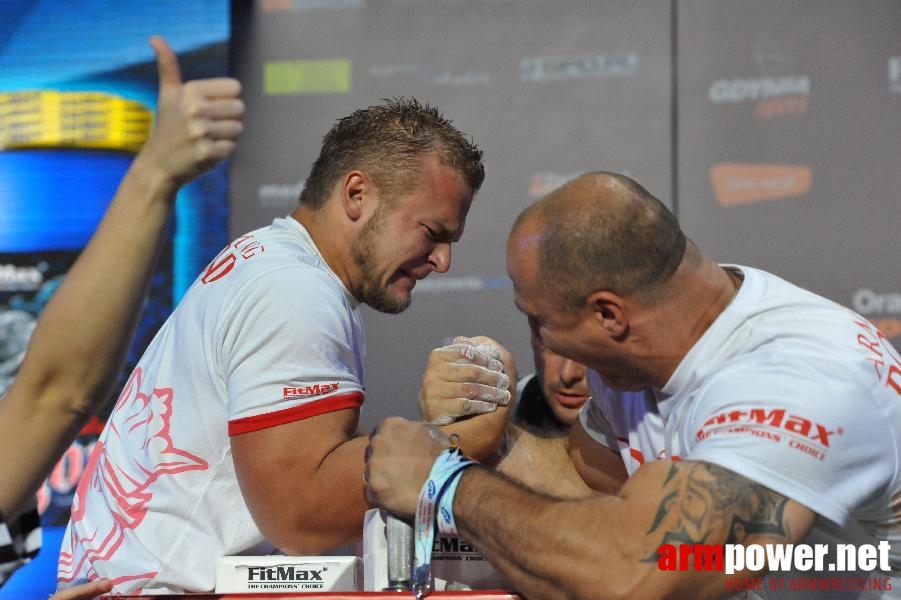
[874,318,901,340]
[261,0,292,10]
[528,172,584,198]
[710,163,811,206]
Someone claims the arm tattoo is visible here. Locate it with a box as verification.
[640,461,790,562]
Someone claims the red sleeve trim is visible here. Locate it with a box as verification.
[78,415,107,437]
[228,391,364,436]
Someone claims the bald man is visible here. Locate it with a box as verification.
[367,172,901,600]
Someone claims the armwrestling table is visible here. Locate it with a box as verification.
[112,593,521,599]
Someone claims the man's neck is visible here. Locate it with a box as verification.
[291,204,355,293]
[639,251,741,388]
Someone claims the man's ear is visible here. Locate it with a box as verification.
[587,290,628,338]
[341,170,371,222]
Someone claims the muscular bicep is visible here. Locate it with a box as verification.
[610,459,816,599]
[569,419,628,494]
[230,408,369,554]
[493,425,595,499]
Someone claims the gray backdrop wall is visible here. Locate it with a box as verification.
[229,0,901,430]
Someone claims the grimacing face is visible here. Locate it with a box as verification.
[351,155,472,314]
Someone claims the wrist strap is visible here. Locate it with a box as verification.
[412,437,478,599]
[436,469,467,536]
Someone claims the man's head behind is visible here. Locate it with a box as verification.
[530,332,590,427]
[300,97,485,210]
[519,172,686,314]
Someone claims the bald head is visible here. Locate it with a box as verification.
[510,172,687,312]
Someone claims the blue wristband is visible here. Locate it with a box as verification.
[412,438,478,599]
[437,467,470,536]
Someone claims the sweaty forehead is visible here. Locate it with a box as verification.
[402,159,471,214]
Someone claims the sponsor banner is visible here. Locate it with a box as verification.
[0,91,152,152]
[260,0,364,11]
[853,289,901,315]
[520,53,639,82]
[413,276,511,294]
[367,62,492,87]
[528,171,586,198]
[706,39,810,120]
[0,261,45,293]
[708,75,810,119]
[259,180,305,208]
[709,163,811,206]
[890,57,901,94]
[263,59,351,95]
[216,555,361,592]
[853,289,901,341]
[0,251,77,398]
[529,170,633,198]
[872,318,901,341]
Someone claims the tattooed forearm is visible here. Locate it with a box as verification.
[646,489,679,533]
[642,461,790,555]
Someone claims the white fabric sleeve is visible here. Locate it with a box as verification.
[219,265,365,435]
[684,358,895,527]
[580,370,622,451]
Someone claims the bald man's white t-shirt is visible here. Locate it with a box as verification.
[582,266,901,598]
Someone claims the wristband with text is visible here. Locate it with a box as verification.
[412,435,478,599]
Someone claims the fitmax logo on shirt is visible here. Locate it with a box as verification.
[696,408,838,449]
[283,383,339,399]
[247,566,325,582]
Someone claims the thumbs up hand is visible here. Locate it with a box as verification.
[138,35,244,187]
